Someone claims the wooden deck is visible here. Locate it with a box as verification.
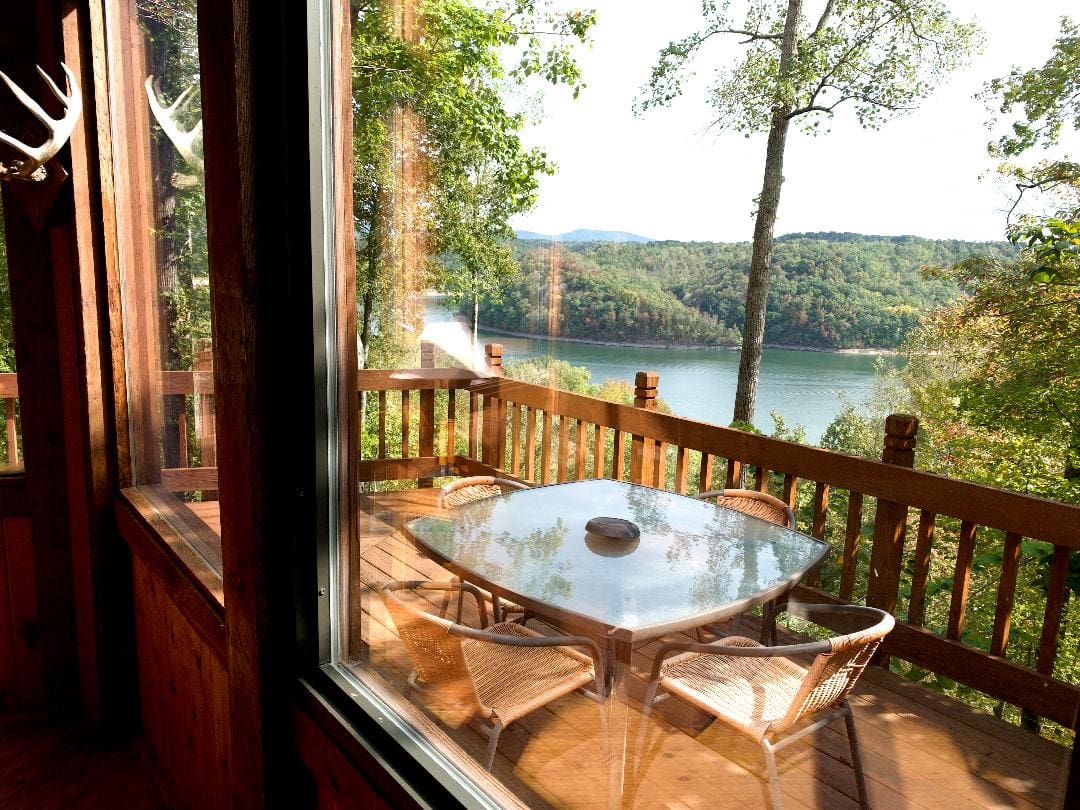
[0,714,165,809]
[350,488,1071,809]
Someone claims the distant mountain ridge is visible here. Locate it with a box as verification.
[515,228,653,243]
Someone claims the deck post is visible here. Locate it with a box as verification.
[630,371,659,486]
[418,341,435,487]
[482,344,506,469]
[867,414,918,661]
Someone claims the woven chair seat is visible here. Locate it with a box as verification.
[441,484,504,509]
[463,622,595,725]
[660,636,808,741]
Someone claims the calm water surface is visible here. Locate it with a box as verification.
[428,300,897,443]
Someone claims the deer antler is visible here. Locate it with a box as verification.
[145,77,204,177]
[0,62,82,182]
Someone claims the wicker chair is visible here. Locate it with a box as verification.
[641,603,894,809]
[693,489,797,643]
[379,580,605,770]
[437,476,530,509]
[693,489,796,529]
[437,476,531,623]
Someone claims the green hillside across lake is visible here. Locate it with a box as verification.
[476,233,1013,350]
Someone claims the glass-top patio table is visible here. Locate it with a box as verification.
[404,479,828,801]
[405,479,828,652]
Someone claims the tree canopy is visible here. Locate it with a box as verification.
[352,0,593,366]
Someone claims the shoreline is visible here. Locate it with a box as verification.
[475,324,898,356]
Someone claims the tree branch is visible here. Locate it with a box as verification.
[810,0,836,38]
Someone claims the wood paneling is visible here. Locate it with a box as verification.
[132,555,228,810]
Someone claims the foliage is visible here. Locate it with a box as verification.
[986,17,1080,219]
[475,235,1008,349]
[352,0,593,365]
[0,201,12,374]
[638,0,980,134]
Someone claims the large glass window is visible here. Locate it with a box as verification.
[295,1,1080,806]
[104,0,221,578]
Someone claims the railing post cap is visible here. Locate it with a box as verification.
[635,371,659,388]
[485,343,503,357]
[885,413,919,436]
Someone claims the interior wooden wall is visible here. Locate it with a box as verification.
[0,484,42,711]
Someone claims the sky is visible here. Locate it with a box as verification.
[510,1,1078,243]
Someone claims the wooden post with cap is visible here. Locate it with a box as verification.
[629,371,658,485]
[481,343,506,469]
[867,413,918,662]
[418,341,435,487]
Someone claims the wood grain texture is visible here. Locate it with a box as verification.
[990,532,1022,657]
[906,510,935,628]
[946,521,978,641]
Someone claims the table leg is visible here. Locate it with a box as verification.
[603,638,635,808]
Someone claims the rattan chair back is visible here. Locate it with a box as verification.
[775,609,892,733]
[380,584,486,715]
[693,488,795,529]
[438,476,529,509]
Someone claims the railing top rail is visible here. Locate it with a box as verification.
[473,377,1080,549]
[356,367,489,391]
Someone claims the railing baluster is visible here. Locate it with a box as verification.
[907,510,936,627]
[4,397,17,465]
[839,492,863,601]
[990,532,1022,657]
[782,474,797,510]
[510,403,521,477]
[805,481,828,588]
[724,458,741,489]
[651,441,667,488]
[698,453,713,493]
[419,385,435,487]
[611,429,624,480]
[377,390,386,459]
[557,416,570,481]
[400,389,411,458]
[754,466,770,494]
[1036,545,1071,676]
[177,407,189,468]
[574,419,586,480]
[947,521,978,641]
[525,407,537,481]
[592,425,606,479]
[468,391,479,460]
[810,482,828,539]
[540,411,552,485]
[446,388,456,459]
[674,447,689,494]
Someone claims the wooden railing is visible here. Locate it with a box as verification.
[357,346,1080,731]
[0,372,21,467]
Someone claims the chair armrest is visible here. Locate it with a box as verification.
[379,579,490,628]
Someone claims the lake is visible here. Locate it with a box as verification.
[426,300,896,443]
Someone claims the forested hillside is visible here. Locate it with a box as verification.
[476,234,1012,349]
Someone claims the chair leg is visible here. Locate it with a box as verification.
[843,702,870,809]
[483,722,504,771]
[760,738,784,810]
[492,594,503,624]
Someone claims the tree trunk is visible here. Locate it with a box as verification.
[732,0,802,426]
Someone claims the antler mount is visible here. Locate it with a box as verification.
[0,62,82,183]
